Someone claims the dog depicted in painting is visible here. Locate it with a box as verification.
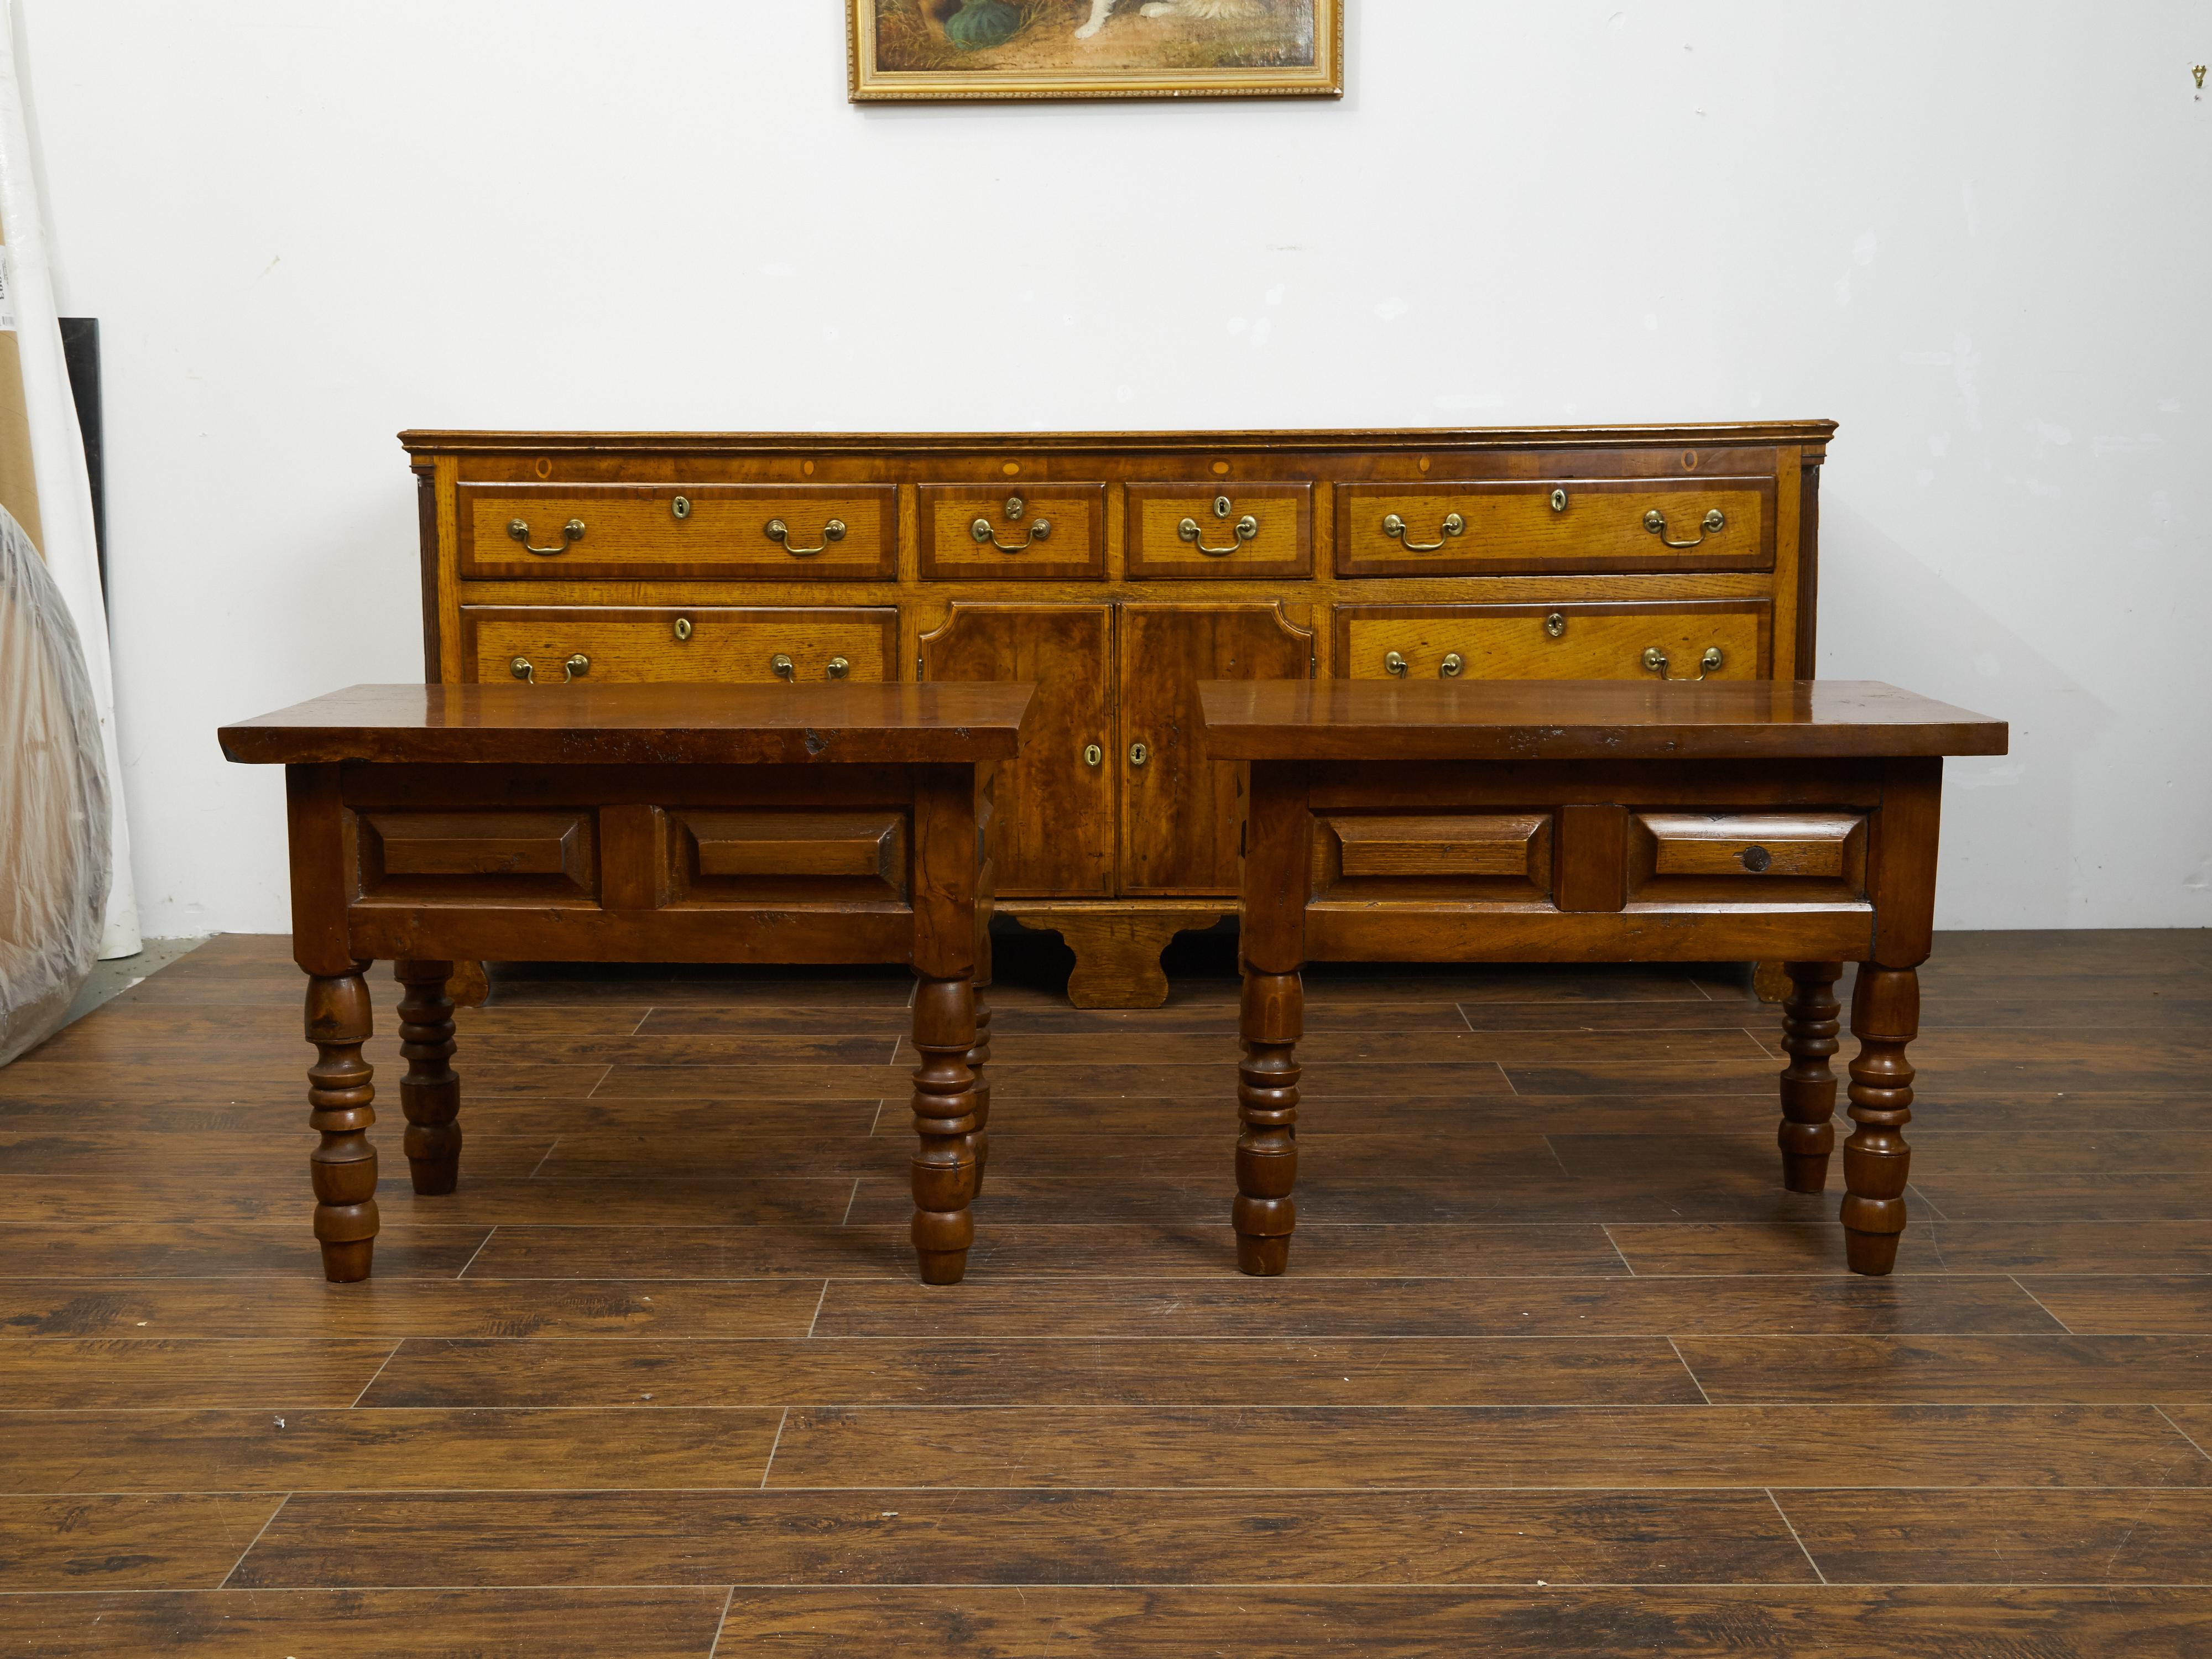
[1078,0,1264,39]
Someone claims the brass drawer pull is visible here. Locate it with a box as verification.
[765,518,846,557]
[1642,645,1724,682]
[1083,742,1103,767]
[508,517,584,556]
[673,617,693,641]
[772,653,796,682]
[1439,653,1464,679]
[1129,741,1150,767]
[508,654,588,684]
[1380,511,1464,552]
[1179,496,1260,556]
[1384,651,1409,678]
[1643,507,1725,548]
[826,656,850,680]
[972,514,1052,551]
[1544,612,1567,638]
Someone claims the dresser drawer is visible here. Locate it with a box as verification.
[457,483,899,581]
[1126,482,1312,580]
[1334,477,1773,578]
[462,606,899,686]
[1334,601,1770,682]
[917,483,1106,581]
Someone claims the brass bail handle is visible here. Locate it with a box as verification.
[1179,495,1260,556]
[1641,645,1724,682]
[1384,651,1409,678]
[972,496,1052,552]
[1380,512,1465,553]
[509,654,588,683]
[1643,507,1725,549]
[508,518,585,556]
[765,518,846,557]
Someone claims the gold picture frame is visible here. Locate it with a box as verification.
[849,0,1342,102]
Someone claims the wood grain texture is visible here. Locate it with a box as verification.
[759,1404,2212,1489]
[707,1585,2212,1656]
[1197,679,2006,762]
[229,1488,1813,1588]
[407,425,1833,1006]
[5,927,2206,1651]
[0,1588,731,1657]
[0,1495,285,1590]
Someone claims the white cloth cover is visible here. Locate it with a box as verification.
[0,503,108,1066]
[0,1,137,957]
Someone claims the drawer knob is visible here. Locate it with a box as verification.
[1439,653,1464,679]
[1380,511,1464,552]
[562,654,589,681]
[765,518,846,556]
[1642,507,1725,548]
[1129,741,1150,767]
[1178,509,1260,556]
[510,656,534,682]
[971,515,1052,551]
[771,653,796,682]
[1739,845,1773,873]
[1544,611,1567,639]
[826,656,850,680]
[1083,742,1103,767]
[671,495,692,519]
[673,617,693,641]
[508,517,585,556]
[1550,488,1568,513]
[1384,651,1409,678]
[1641,645,1725,682]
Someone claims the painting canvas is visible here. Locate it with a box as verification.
[850,0,1342,101]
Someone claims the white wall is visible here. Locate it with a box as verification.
[17,0,2210,935]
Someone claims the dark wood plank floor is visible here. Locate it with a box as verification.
[3,927,2210,1656]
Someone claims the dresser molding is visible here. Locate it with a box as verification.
[404,422,1834,1005]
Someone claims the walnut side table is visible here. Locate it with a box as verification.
[1198,679,2006,1277]
[219,681,1034,1286]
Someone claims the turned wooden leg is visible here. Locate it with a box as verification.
[963,988,992,1198]
[395,959,463,1196]
[1234,969,1302,1276]
[1777,960,1844,1193]
[1841,964,1918,1275]
[909,975,981,1285]
[305,971,379,1282]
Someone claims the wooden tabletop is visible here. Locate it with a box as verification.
[219,682,1038,766]
[1196,680,2007,761]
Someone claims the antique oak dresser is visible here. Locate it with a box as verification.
[404,422,1833,1006]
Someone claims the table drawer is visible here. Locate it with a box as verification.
[1334,477,1773,578]
[1126,482,1312,580]
[1630,810,1868,905]
[1334,601,1770,683]
[462,606,898,686]
[1312,811,1553,904]
[917,483,1106,581]
[457,483,899,580]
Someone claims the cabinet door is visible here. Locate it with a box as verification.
[1118,603,1314,895]
[920,603,1114,898]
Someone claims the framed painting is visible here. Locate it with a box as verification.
[849,0,1342,102]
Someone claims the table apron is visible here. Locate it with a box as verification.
[1306,903,1874,963]
[345,902,918,966]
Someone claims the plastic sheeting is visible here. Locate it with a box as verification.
[0,502,107,1066]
